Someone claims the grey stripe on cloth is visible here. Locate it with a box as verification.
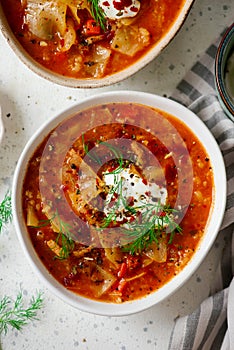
[168,31,234,350]
[169,289,229,350]
[206,44,218,59]
[210,319,228,350]
[220,224,234,289]
[191,61,215,90]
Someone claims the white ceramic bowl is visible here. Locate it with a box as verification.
[0,1,194,88]
[12,91,226,316]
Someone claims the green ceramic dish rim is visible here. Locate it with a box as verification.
[215,23,234,121]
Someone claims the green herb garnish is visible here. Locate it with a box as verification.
[0,291,43,335]
[34,210,74,260]
[100,163,182,254]
[82,133,102,165]
[0,191,12,233]
[54,212,75,260]
[122,204,182,255]
[102,142,126,175]
[88,0,106,30]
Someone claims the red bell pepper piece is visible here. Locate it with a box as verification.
[85,19,101,35]
[117,262,127,278]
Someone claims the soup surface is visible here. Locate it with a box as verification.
[22,102,213,303]
[2,0,185,79]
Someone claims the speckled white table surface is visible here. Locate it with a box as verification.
[0,1,233,349]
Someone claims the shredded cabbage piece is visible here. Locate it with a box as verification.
[111,25,150,56]
[84,45,111,78]
[144,239,167,263]
[25,0,92,41]
[25,0,67,39]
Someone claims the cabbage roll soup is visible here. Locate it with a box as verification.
[22,103,214,303]
[2,0,185,79]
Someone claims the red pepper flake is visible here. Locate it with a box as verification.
[130,6,138,12]
[111,192,118,200]
[113,0,132,10]
[127,196,134,206]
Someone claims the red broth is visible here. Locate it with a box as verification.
[2,0,185,79]
[22,103,213,303]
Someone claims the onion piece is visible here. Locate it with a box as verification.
[91,265,117,297]
[26,204,39,227]
[111,25,150,56]
[103,247,123,268]
[144,239,167,263]
[25,0,67,39]
[58,19,76,52]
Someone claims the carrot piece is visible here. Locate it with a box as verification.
[117,278,127,293]
[117,262,127,278]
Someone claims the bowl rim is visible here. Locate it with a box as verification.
[0,0,194,88]
[215,22,234,121]
[12,91,227,316]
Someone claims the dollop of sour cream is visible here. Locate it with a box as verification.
[99,0,141,20]
[103,165,167,221]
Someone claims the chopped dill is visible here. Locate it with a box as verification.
[88,0,106,30]
[34,210,74,260]
[0,190,12,233]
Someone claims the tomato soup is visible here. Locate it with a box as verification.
[2,0,185,79]
[22,103,214,303]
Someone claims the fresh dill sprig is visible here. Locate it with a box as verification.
[122,204,182,255]
[82,133,102,165]
[102,142,126,175]
[0,191,12,233]
[82,137,127,169]
[34,210,74,260]
[0,291,43,335]
[88,0,106,30]
[55,212,75,260]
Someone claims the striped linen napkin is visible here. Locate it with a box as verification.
[168,34,234,350]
